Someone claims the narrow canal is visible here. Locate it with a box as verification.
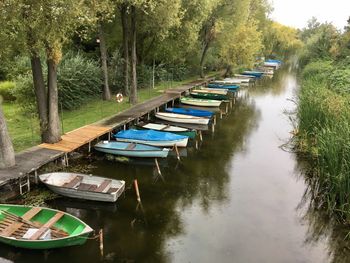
[0,66,341,263]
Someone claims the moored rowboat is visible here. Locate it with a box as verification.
[95,140,170,158]
[165,107,213,117]
[195,87,228,95]
[0,204,93,249]
[155,112,210,125]
[180,97,222,107]
[114,129,189,147]
[190,91,228,101]
[39,172,125,202]
[136,122,196,139]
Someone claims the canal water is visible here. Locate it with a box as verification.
[0,66,345,263]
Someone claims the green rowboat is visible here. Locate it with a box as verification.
[190,92,228,101]
[0,204,93,249]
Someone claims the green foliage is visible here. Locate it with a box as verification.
[297,59,350,221]
[57,53,102,110]
[302,60,334,81]
[0,81,16,102]
[328,69,350,95]
[12,53,102,112]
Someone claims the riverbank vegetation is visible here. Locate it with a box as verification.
[296,18,350,222]
[0,0,301,165]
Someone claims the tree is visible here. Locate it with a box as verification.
[0,0,102,143]
[0,100,15,168]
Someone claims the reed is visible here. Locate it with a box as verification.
[296,73,350,222]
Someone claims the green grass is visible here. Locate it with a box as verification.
[296,75,350,222]
[3,75,211,152]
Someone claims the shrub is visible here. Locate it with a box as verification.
[0,81,16,102]
[57,52,102,110]
[302,60,334,81]
[328,68,350,95]
[12,52,102,112]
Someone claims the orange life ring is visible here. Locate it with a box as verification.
[116,93,123,103]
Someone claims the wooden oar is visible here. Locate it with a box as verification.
[0,210,68,237]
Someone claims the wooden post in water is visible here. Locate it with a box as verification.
[199,131,203,141]
[134,179,141,203]
[213,115,216,125]
[99,229,104,258]
[174,144,180,161]
[154,158,162,176]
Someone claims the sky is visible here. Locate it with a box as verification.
[271,0,350,30]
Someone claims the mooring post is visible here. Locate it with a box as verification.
[154,158,162,176]
[220,111,223,119]
[213,115,216,125]
[134,179,141,203]
[123,124,126,130]
[147,112,150,120]
[172,99,174,107]
[195,140,198,149]
[27,174,30,192]
[199,130,203,141]
[99,229,104,258]
[174,144,180,161]
[211,123,215,133]
[88,142,91,153]
[108,132,111,141]
[65,153,69,166]
[225,103,228,114]
[34,170,38,184]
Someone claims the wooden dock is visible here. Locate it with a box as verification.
[0,78,214,188]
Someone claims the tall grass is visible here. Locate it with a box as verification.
[297,65,350,222]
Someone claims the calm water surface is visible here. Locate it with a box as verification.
[0,67,341,262]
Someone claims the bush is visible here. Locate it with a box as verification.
[57,52,102,110]
[328,68,350,95]
[12,52,102,112]
[0,81,16,102]
[302,60,334,81]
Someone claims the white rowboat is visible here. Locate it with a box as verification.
[155,112,210,125]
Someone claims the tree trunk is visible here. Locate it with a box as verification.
[30,55,50,142]
[129,5,138,104]
[46,58,61,143]
[0,103,15,168]
[120,4,129,96]
[224,65,231,78]
[99,24,111,100]
[199,41,210,78]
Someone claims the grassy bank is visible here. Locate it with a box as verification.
[3,75,208,152]
[296,64,350,222]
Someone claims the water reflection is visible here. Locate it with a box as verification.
[1,67,347,263]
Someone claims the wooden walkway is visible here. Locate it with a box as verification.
[0,77,216,187]
[39,125,112,152]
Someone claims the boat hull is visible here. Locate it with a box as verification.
[116,137,188,147]
[155,112,210,125]
[207,83,240,90]
[190,92,228,101]
[95,144,169,158]
[180,97,221,107]
[0,204,93,249]
[136,125,196,139]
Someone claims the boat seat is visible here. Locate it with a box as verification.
[1,208,42,237]
[160,125,170,131]
[107,187,118,194]
[94,179,112,193]
[29,212,64,240]
[78,183,98,191]
[125,143,137,150]
[63,175,83,188]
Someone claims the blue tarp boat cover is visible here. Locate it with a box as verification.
[266,59,282,64]
[114,129,188,141]
[208,83,239,90]
[165,107,213,117]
